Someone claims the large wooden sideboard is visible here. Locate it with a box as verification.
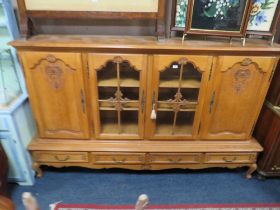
[11,36,280,178]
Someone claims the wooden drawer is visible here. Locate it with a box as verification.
[33,151,88,163]
[150,153,202,164]
[205,153,256,164]
[92,153,145,165]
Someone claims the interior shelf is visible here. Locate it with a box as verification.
[98,78,139,87]
[99,107,139,111]
[159,79,201,88]
[157,108,196,112]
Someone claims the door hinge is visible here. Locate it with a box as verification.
[86,61,90,79]
[80,89,85,113]
[209,91,216,113]
[141,90,145,114]
[198,122,201,134]
[208,60,214,81]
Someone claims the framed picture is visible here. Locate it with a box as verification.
[247,0,280,36]
[185,0,252,37]
[171,0,188,31]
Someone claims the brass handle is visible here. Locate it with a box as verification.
[80,89,85,113]
[167,158,182,163]
[112,157,127,164]
[55,155,70,162]
[223,157,237,163]
[150,91,157,120]
[209,91,216,114]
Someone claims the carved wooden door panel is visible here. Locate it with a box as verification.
[201,56,278,140]
[88,54,147,139]
[145,55,213,140]
[20,52,89,139]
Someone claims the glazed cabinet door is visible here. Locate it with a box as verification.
[145,55,213,139]
[20,52,89,139]
[201,56,278,140]
[88,54,147,139]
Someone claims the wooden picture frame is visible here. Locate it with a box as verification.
[246,0,280,38]
[16,0,166,39]
[170,0,188,32]
[184,0,252,37]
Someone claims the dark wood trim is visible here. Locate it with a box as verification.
[17,0,29,37]
[156,0,166,38]
[26,10,158,20]
[185,0,253,37]
[246,1,280,37]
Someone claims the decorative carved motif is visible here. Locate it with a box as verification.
[241,58,253,66]
[30,54,76,90]
[45,65,63,90]
[108,90,130,112]
[234,69,251,93]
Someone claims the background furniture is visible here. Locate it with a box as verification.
[0,144,8,195]
[11,36,280,178]
[0,144,14,210]
[0,0,35,185]
[254,61,280,177]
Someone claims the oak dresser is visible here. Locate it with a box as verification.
[11,35,280,178]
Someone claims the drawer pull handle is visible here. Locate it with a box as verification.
[223,157,237,163]
[112,157,127,164]
[55,155,70,162]
[167,158,182,163]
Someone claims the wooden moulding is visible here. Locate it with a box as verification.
[9,35,280,56]
[16,0,166,38]
[29,137,261,179]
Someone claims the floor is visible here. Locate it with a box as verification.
[9,167,280,210]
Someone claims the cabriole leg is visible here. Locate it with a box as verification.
[32,162,43,178]
[246,163,257,179]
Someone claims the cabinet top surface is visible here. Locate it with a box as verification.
[10,35,280,55]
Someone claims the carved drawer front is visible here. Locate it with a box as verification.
[33,152,88,163]
[150,153,202,164]
[92,153,145,165]
[205,153,256,164]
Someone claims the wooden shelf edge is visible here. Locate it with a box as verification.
[28,137,263,153]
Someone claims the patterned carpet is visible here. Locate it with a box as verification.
[54,203,280,210]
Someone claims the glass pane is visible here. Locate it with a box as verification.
[0,50,22,107]
[156,111,174,135]
[99,110,138,135]
[100,110,118,134]
[159,62,201,88]
[120,61,140,87]
[97,60,139,87]
[155,111,194,135]
[176,111,195,135]
[121,110,138,134]
[97,61,117,87]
